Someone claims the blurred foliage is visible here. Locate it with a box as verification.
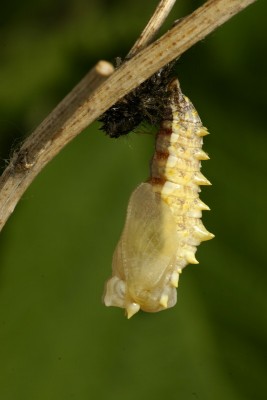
[0,0,266,399]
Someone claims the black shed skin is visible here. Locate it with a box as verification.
[99,60,177,138]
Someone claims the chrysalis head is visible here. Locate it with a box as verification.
[103,183,180,318]
[103,258,178,319]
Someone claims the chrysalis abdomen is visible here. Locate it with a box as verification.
[104,78,214,318]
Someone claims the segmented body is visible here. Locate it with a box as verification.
[104,78,214,318]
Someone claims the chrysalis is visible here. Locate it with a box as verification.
[103,78,214,318]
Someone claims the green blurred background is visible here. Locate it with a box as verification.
[0,1,266,399]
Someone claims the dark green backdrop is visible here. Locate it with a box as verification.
[0,1,266,399]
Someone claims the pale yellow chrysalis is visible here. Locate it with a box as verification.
[103,78,214,318]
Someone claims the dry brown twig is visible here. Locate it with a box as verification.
[0,0,257,232]
[127,0,177,58]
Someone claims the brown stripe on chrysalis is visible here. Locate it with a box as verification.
[103,78,214,318]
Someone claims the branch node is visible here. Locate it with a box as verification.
[12,149,36,173]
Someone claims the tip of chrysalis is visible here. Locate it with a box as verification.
[193,224,215,241]
[194,149,210,160]
[186,252,199,265]
[168,77,180,89]
[195,198,211,211]
[193,172,212,186]
[126,303,140,319]
[159,294,169,308]
[170,271,179,288]
[197,127,210,137]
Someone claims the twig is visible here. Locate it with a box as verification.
[127,0,177,58]
[0,0,257,232]
[0,60,114,229]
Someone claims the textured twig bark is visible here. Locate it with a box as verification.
[0,61,114,228]
[0,0,257,232]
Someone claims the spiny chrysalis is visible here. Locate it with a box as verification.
[101,77,214,318]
